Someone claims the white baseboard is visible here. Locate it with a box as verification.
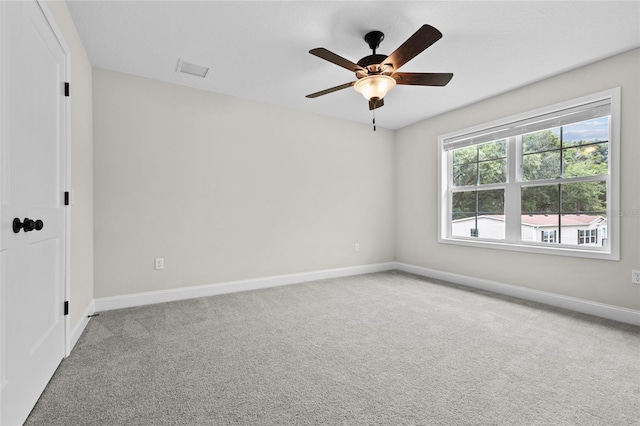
[94,262,396,312]
[66,299,95,356]
[395,262,640,326]
[90,261,638,327]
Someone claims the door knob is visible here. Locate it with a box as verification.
[12,218,44,233]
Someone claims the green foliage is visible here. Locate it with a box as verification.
[561,181,606,213]
[452,189,504,216]
[522,129,607,214]
[563,143,608,178]
[523,128,560,153]
[453,140,506,186]
[453,127,608,219]
[523,151,560,180]
[521,185,558,213]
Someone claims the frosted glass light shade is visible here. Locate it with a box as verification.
[353,75,396,100]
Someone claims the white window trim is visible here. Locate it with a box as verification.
[438,88,620,261]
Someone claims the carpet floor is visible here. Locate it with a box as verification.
[26,271,640,425]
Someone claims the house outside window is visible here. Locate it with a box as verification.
[439,88,620,260]
[542,230,556,243]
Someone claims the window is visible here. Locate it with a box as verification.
[578,229,597,245]
[542,230,556,243]
[438,88,620,260]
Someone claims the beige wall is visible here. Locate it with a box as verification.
[92,69,395,298]
[396,48,640,310]
[46,1,94,329]
[43,2,639,315]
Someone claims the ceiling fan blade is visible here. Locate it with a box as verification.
[393,72,453,86]
[309,48,363,72]
[306,81,355,98]
[384,25,443,71]
[369,98,384,110]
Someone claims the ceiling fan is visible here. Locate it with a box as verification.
[306,25,453,111]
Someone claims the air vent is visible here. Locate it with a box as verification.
[176,59,209,78]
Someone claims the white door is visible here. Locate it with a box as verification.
[0,1,68,425]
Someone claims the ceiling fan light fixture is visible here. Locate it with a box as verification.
[353,75,396,101]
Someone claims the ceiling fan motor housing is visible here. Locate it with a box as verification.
[357,54,388,69]
[356,55,394,80]
[357,31,393,78]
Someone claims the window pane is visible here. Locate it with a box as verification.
[523,151,561,181]
[477,189,504,215]
[478,139,507,160]
[520,183,607,247]
[521,185,559,214]
[453,163,477,186]
[562,143,608,178]
[453,140,507,187]
[479,159,507,184]
[561,181,606,214]
[452,191,476,216]
[453,146,476,166]
[562,117,609,147]
[523,128,561,153]
[451,190,505,240]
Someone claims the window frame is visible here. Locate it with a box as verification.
[438,88,620,260]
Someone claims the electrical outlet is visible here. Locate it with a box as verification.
[632,270,640,284]
[155,258,164,270]
[354,243,360,252]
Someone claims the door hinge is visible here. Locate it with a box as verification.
[64,191,70,206]
[64,82,70,97]
[64,301,69,316]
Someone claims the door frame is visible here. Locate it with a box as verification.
[36,0,74,358]
[0,0,72,419]
[33,0,74,358]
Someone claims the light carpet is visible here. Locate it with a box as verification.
[26,271,640,425]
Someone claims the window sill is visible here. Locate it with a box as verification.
[438,236,619,261]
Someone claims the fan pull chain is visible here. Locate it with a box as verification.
[373,108,376,132]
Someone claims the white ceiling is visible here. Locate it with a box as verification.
[65,1,640,130]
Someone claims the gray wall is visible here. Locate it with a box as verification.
[396,48,640,310]
[63,17,639,314]
[47,1,94,329]
[93,69,395,298]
